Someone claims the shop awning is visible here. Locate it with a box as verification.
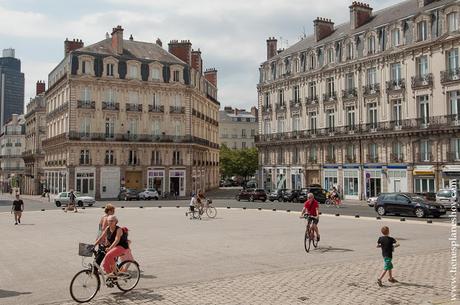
[413,165,434,176]
[443,165,460,172]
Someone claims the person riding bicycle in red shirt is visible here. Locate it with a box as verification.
[330,186,341,206]
[301,193,320,242]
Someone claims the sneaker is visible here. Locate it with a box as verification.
[14,222,17,225]
[388,278,398,283]
[317,235,320,242]
[377,279,383,287]
[18,219,20,224]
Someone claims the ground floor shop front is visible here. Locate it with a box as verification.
[44,165,217,199]
[260,164,459,200]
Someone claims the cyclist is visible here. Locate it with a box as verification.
[330,186,341,206]
[300,193,320,242]
[94,215,132,276]
[197,190,206,212]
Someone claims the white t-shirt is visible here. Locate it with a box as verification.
[189,196,197,206]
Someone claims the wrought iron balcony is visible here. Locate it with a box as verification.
[102,101,120,111]
[367,155,379,163]
[275,103,287,112]
[386,79,405,92]
[149,105,164,113]
[308,156,317,164]
[262,105,272,113]
[390,153,404,163]
[342,88,357,100]
[289,99,302,109]
[79,158,92,165]
[126,103,142,112]
[416,153,433,162]
[325,155,336,163]
[322,92,338,102]
[305,95,318,105]
[411,73,433,89]
[363,83,380,96]
[77,100,96,109]
[441,68,460,84]
[170,106,185,114]
[345,155,356,163]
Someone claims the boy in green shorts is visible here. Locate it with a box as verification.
[377,226,400,286]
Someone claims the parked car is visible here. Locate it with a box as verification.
[236,188,267,202]
[374,193,446,218]
[414,192,436,202]
[54,192,95,207]
[138,188,159,200]
[268,189,289,202]
[436,189,460,210]
[367,196,378,207]
[117,189,140,201]
[297,187,327,203]
[282,189,301,202]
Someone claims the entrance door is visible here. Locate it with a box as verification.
[125,171,142,190]
[368,178,381,197]
[393,179,401,193]
[170,177,179,196]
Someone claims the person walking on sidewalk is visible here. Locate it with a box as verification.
[65,190,78,213]
[11,194,24,225]
[377,226,400,286]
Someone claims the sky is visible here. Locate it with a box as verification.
[0,0,401,112]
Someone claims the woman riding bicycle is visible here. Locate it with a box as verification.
[94,215,133,275]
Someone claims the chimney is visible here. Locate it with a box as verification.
[168,40,192,65]
[204,68,217,87]
[191,49,203,74]
[36,81,46,95]
[349,2,373,30]
[64,38,84,56]
[156,38,163,47]
[418,0,437,7]
[234,108,239,116]
[314,17,334,42]
[111,25,124,55]
[251,106,258,118]
[266,37,277,60]
[129,34,134,41]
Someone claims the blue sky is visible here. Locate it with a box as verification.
[0,0,400,111]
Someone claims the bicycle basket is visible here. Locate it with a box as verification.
[78,243,95,257]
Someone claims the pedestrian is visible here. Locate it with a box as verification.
[11,194,24,225]
[377,226,400,286]
[65,190,78,213]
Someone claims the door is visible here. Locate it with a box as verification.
[393,179,401,193]
[125,171,142,190]
[369,178,381,197]
[170,177,180,196]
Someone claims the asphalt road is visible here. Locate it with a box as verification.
[1,195,456,223]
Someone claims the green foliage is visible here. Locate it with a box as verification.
[219,145,258,179]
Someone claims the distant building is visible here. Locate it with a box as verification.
[0,49,25,126]
[0,114,25,192]
[219,106,258,149]
[22,81,47,195]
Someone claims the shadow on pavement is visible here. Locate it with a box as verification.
[316,246,354,253]
[110,288,164,302]
[0,289,32,298]
[396,281,435,289]
[140,272,157,280]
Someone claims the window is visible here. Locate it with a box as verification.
[327,48,334,64]
[106,63,114,76]
[391,29,400,47]
[174,121,181,137]
[414,178,435,193]
[392,142,403,160]
[293,86,300,103]
[346,43,353,60]
[80,117,91,137]
[242,129,247,138]
[82,61,89,74]
[308,82,316,99]
[105,117,114,138]
[420,140,431,161]
[251,129,255,136]
[417,56,428,77]
[292,116,300,131]
[448,48,459,71]
[368,36,376,54]
[346,106,355,129]
[81,87,91,102]
[345,73,354,90]
[278,89,284,105]
[173,70,180,82]
[390,63,401,81]
[346,144,355,160]
[369,143,378,160]
[128,119,138,139]
[129,65,138,78]
[418,95,430,125]
[451,138,460,160]
[152,120,161,136]
[128,150,138,165]
[327,144,335,160]
[418,21,428,41]
[367,68,377,85]
[449,91,460,119]
[129,91,139,104]
[264,93,270,108]
[368,103,378,129]
[152,67,161,80]
[105,150,115,165]
[326,78,335,97]
[309,112,317,132]
[173,151,181,165]
[392,100,402,126]
[106,89,116,104]
[448,12,458,32]
[242,142,246,149]
[264,121,271,134]
[277,118,285,133]
[309,54,316,70]
[152,93,161,108]
[326,109,335,131]
[151,151,162,165]
[80,150,90,165]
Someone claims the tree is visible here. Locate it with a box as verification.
[219,145,258,179]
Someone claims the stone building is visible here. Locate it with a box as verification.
[219,106,258,149]
[256,0,460,199]
[43,26,220,199]
[0,114,25,192]
[22,81,47,195]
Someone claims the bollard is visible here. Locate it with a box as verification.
[140,206,144,209]
[272,208,276,211]
[227,207,231,209]
[376,216,381,220]
[82,207,85,210]
[286,210,291,212]
[319,212,322,215]
[427,220,432,224]
[121,206,125,208]
[335,213,340,216]
[41,209,45,211]
[158,206,162,208]
[101,207,105,209]
[355,215,359,218]
[400,218,405,222]
[258,207,262,210]
[176,206,180,208]
[243,207,246,210]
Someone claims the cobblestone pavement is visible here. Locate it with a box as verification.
[0,207,456,305]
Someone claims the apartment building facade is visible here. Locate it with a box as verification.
[256,0,460,199]
[219,106,258,149]
[0,114,25,192]
[43,27,220,199]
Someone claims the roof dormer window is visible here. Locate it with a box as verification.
[367,36,376,55]
[417,21,428,41]
[129,65,138,79]
[327,48,334,64]
[448,12,459,32]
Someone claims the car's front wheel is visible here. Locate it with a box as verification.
[55,201,61,207]
[377,206,386,216]
[415,207,425,218]
[77,201,83,207]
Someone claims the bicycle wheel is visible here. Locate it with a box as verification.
[325,199,333,207]
[206,206,217,218]
[304,229,311,253]
[70,269,100,303]
[116,260,141,292]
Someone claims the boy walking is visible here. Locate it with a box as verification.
[377,226,399,286]
[11,194,24,225]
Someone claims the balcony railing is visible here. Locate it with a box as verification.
[390,153,404,163]
[322,92,337,102]
[411,73,433,89]
[363,83,380,96]
[77,100,96,109]
[127,159,140,166]
[345,155,356,163]
[104,158,117,166]
[149,105,164,113]
[342,88,357,100]
[305,95,318,105]
[308,156,317,164]
[79,158,92,165]
[441,68,460,84]
[262,105,272,113]
[367,155,379,163]
[386,79,405,92]
[170,106,185,114]
[275,103,287,111]
[102,102,120,111]
[126,103,142,112]
[416,153,433,162]
[289,100,302,108]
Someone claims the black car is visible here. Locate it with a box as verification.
[297,187,327,203]
[268,189,289,202]
[375,193,446,218]
[236,188,267,202]
[282,189,301,202]
[117,188,140,201]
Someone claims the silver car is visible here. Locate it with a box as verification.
[138,188,159,200]
[436,189,459,210]
[54,192,96,207]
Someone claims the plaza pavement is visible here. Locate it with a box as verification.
[0,206,457,305]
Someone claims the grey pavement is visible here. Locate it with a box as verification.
[0,206,457,305]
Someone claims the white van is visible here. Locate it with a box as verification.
[436,189,459,209]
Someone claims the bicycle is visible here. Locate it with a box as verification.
[186,206,201,220]
[199,198,217,218]
[325,196,341,208]
[301,214,319,253]
[70,243,141,303]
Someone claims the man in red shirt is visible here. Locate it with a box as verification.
[301,193,320,241]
